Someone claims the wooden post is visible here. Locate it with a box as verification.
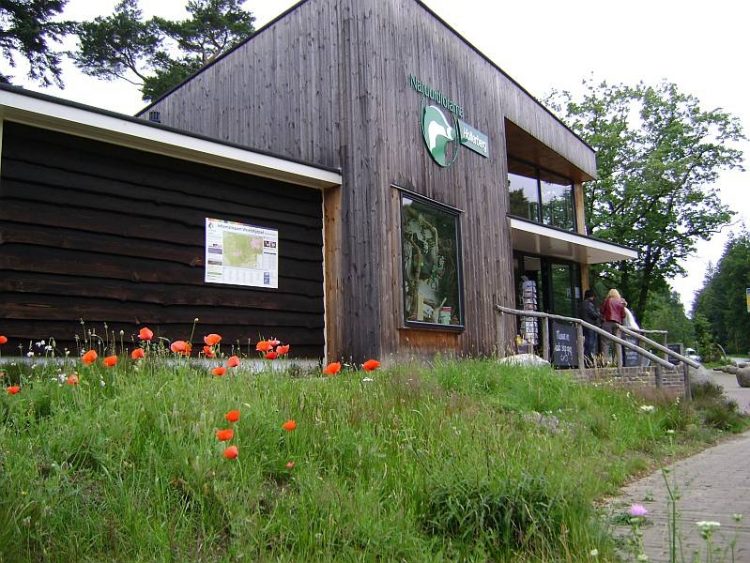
[655,364,662,388]
[615,328,623,369]
[542,317,550,362]
[683,362,692,401]
[576,322,585,372]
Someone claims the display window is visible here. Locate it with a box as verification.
[400,192,463,329]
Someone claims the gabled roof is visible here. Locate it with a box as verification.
[135,0,594,155]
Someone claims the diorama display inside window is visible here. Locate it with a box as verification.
[401,194,463,328]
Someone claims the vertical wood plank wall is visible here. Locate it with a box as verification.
[0,122,325,356]
[141,0,596,360]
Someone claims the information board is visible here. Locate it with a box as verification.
[204,218,278,288]
[552,321,578,368]
[623,337,642,367]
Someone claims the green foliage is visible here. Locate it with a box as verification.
[73,0,255,101]
[547,79,745,324]
[693,229,750,354]
[643,288,694,346]
[0,358,743,561]
[0,0,75,86]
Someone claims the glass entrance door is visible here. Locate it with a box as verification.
[548,262,579,317]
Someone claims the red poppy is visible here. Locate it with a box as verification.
[66,374,79,385]
[212,366,226,377]
[203,333,222,346]
[202,345,216,358]
[223,445,239,460]
[130,348,145,360]
[265,351,278,360]
[225,409,240,423]
[281,419,297,432]
[82,350,98,365]
[138,327,154,341]
[103,355,118,367]
[255,340,273,352]
[7,385,20,395]
[0,335,8,345]
[216,428,234,441]
[323,362,341,376]
[170,340,191,355]
[362,359,381,372]
[276,344,290,356]
[285,461,295,470]
[226,355,240,368]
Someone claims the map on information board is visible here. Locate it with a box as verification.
[205,218,278,288]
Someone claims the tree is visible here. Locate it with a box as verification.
[73,0,255,101]
[547,80,745,323]
[0,0,74,87]
[642,288,694,346]
[693,229,750,354]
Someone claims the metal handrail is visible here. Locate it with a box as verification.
[495,304,676,370]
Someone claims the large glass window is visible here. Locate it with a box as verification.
[541,174,574,230]
[401,194,463,328]
[508,172,540,221]
[508,159,575,231]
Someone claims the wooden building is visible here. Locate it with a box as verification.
[0,0,635,362]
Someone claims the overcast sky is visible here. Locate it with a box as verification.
[8,0,748,313]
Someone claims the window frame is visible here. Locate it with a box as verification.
[507,157,576,231]
[396,187,465,332]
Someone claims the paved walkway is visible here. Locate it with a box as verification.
[609,369,750,562]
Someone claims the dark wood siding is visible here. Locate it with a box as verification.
[0,122,325,357]
[140,0,597,359]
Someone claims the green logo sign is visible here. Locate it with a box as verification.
[422,105,457,168]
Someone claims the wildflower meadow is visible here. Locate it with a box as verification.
[0,324,746,561]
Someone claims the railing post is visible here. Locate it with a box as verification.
[683,362,692,401]
[542,317,550,362]
[655,364,662,388]
[576,322,585,371]
[615,327,623,369]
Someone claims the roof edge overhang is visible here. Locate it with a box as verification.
[510,217,638,265]
[0,84,342,190]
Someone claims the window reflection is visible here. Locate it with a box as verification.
[508,173,540,221]
[541,178,574,230]
[507,159,575,231]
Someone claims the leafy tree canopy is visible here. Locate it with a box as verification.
[0,0,75,87]
[73,0,255,101]
[693,229,750,354]
[548,79,745,323]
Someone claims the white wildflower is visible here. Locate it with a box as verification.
[362,377,374,382]
[639,405,655,413]
[26,351,34,358]
[637,555,649,561]
[589,548,599,557]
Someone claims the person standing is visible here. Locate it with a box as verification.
[580,289,601,366]
[600,288,627,363]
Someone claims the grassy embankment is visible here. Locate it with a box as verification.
[1,357,746,561]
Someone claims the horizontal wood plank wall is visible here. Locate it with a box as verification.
[140,0,596,358]
[0,122,325,357]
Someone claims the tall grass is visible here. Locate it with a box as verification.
[0,358,743,561]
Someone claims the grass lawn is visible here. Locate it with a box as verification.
[1,354,746,562]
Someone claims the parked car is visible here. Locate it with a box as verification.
[684,347,702,363]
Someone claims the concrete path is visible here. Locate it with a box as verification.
[609,369,750,562]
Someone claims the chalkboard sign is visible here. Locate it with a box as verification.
[552,321,578,368]
[623,337,642,367]
[667,343,684,365]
